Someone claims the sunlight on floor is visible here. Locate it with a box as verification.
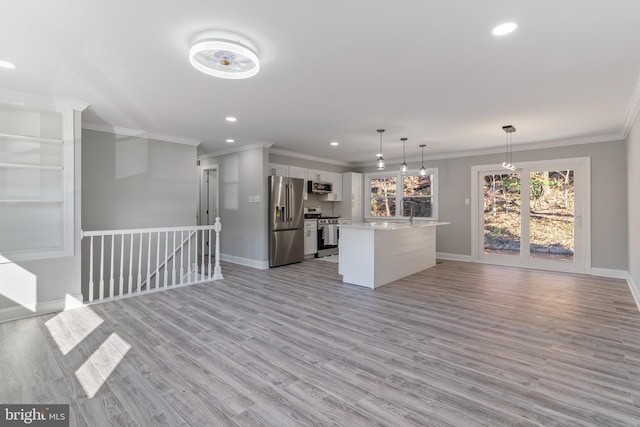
[45,306,104,355]
[0,254,37,311]
[75,332,131,398]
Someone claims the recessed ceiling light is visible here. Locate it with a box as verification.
[330,141,339,146]
[189,39,259,79]
[0,60,16,69]
[226,139,235,143]
[492,22,518,36]
[225,116,237,122]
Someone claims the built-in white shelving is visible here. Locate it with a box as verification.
[0,132,63,144]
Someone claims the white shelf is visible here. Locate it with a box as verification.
[0,199,63,204]
[0,132,63,144]
[0,162,63,170]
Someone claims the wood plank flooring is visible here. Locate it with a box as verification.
[2,260,640,426]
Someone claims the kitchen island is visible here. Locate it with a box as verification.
[338,221,449,288]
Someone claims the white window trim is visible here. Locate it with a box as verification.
[365,168,439,221]
[470,157,591,274]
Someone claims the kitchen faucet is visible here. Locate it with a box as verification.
[401,198,417,223]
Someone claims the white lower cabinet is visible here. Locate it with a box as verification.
[304,220,318,256]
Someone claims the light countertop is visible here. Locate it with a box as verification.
[339,221,450,230]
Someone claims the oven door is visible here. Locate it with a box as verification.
[317,223,338,249]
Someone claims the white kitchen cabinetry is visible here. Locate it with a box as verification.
[289,166,308,200]
[307,168,328,183]
[304,220,318,256]
[321,171,343,201]
[268,163,289,176]
[339,172,364,222]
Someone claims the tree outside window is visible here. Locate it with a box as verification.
[370,176,396,217]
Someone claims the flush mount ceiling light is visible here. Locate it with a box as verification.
[0,60,16,69]
[400,138,408,174]
[226,139,235,143]
[189,39,259,79]
[330,141,339,146]
[502,125,516,171]
[225,116,237,122]
[376,129,385,170]
[492,22,518,36]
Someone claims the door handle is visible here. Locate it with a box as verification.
[576,215,582,227]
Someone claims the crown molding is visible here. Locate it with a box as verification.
[82,122,201,146]
[351,133,625,167]
[622,73,640,138]
[0,87,89,111]
[269,148,353,167]
[198,142,273,160]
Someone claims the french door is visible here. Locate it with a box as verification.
[472,158,590,273]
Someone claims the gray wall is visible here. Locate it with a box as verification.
[82,129,197,230]
[360,139,628,271]
[200,146,270,266]
[628,114,640,289]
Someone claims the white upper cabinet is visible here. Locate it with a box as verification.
[289,166,308,200]
[307,168,328,183]
[268,163,289,177]
[321,171,343,201]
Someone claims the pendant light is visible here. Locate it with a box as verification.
[502,125,516,171]
[376,129,385,170]
[400,138,408,174]
[419,144,427,176]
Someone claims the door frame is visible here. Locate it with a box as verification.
[471,157,591,274]
[197,164,219,226]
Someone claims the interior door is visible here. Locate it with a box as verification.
[474,158,590,273]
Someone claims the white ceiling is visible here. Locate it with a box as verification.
[2,1,640,164]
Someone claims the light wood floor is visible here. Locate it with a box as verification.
[2,260,640,426]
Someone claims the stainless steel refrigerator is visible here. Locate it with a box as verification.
[268,176,305,267]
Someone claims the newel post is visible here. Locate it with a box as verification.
[213,217,224,280]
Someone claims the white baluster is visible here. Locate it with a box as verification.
[214,218,224,280]
[119,233,124,297]
[164,231,168,288]
[180,230,184,285]
[188,230,192,284]
[156,231,161,290]
[137,233,143,292]
[208,228,212,280]
[172,231,177,286]
[99,235,105,300]
[109,234,115,298]
[128,233,134,294]
[89,236,94,302]
[146,232,151,291]
[201,229,205,281]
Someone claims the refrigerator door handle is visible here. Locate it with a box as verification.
[288,184,293,221]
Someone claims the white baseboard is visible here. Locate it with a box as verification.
[626,273,640,313]
[221,253,269,270]
[436,252,472,262]
[591,267,628,279]
[0,293,83,323]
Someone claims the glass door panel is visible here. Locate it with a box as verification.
[529,170,574,262]
[482,172,521,256]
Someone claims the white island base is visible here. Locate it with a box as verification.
[339,221,449,289]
